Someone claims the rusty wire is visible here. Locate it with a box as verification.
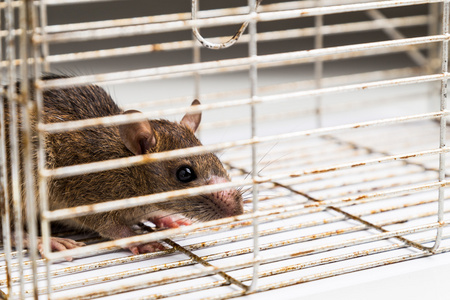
[1,0,450,299]
[191,0,263,50]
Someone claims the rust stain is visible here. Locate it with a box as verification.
[351,162,366,168]
[153,44,163,52]
[4,265,10,298]
[309,167,338,174]
[304,202,321,208]
[290,249,315,257]
[355,194,369,201]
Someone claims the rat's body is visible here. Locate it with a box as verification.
[3,76,243,258]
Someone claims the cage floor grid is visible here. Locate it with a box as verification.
[1,0,449,298]
[1,117,449,300]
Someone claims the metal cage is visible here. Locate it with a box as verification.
[1,0,450,299]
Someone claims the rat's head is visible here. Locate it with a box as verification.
[118,100,243,222]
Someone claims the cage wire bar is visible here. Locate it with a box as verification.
[247,0,260,292]
[434,0,450,251]
[6,1,25,299]
[0,0,450,299]
[20,1,40,298]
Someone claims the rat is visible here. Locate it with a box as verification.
[2,75,243,260]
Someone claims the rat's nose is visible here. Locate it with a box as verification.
[207,176,243,217]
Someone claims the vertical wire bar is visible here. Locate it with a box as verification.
[6,0,26,298]
[0,4,14,299]
[314,0,324,128]
[428,3,442,113]
[38,0,50,72]
[193,42,201,101]
[0,102,13,298]
[21,0,39,297]
[0,4,3,79]
[0,183,11,299]
[34,0,54,295]
[431,0,449,252]
[19,0,35,284]
[193,0,201,99]
[0,96,13,300]
[192,0,201,138]
[38,71,53,297]
[39,75,53,298]
[34,1,53,297]
[248,0,259,292]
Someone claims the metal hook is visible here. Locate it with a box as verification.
[191,0,263,50]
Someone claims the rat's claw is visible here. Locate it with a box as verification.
[150,215,192,229]
[128,246,140,256]
[127,242,166,255]
[176,219,192,226]
[37,237,86,262]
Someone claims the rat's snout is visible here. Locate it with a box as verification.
[207,175,244,218]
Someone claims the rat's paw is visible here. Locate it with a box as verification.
[37,237,86,262]
[150,215,192,229]
[127,242,166,255]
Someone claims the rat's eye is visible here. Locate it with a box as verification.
[176,166,197,183]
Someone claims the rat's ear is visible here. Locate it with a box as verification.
[180,99,202,133]
[119,110,156,155]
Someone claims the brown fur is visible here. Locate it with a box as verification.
[2,76,243,256]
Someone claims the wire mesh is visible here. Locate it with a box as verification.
[0,0,449,299]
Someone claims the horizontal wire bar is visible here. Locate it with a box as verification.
[2,207,329,281]
[36,34,447,90]
[48,221,449,299]
[277,166,437,200]
[45,44,430,89]
[0,0,116,8]
[203,245,450,300]
[0,186,320,265]
[7,190,448,294]
[3,152,446,272]
[32,0,441,44]
[0,0,375,21]
[0,0,400,51]
[24,170,432,268]
[41,111,449,181]
[140,235,450,300]
[31,68,432,148]
[52,232,450,300]
[0,45,428,90]
[153,192,449,246]
[37,71,447,137]
[0,0,377,9]
[19,204,449,295]
[38,139,445,235]
[35,0,375,33]
[43,177,450,261]
[123,66,424,113]
[42,143,450,224]
[18,15,425,64]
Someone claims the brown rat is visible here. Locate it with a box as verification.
[3,75,243,259]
